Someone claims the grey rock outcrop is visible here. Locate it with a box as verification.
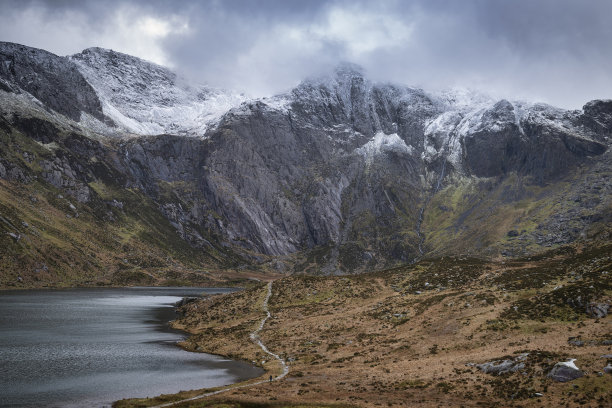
[548,360,584,382]
[586,302,609,318]
[476,353,528,375]
[40,157,91,203]
[567,337,585,347]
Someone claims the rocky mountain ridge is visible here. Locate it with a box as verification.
[1,41,611,286]
[70,47,247,136]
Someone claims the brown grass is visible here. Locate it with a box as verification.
[117,244,612,407]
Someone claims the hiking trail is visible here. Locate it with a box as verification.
[151,281,288,407]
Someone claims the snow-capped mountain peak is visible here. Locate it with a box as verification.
[70,47,247,136]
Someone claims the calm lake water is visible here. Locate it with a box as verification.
[0,287,264,408]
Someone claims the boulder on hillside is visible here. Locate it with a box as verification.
[547,359,584,382]
[476,353,529,375]
[586,302,609,318]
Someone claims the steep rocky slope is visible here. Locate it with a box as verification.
[0,42,105,122]
[1,42,611,286]
[70,47,247,135]
[0,91,265,288]
[126,63,608,270]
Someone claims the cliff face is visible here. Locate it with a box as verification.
[0,42,610,286]
[0,42,106,122]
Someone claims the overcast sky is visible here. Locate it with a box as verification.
[1,0,611,108]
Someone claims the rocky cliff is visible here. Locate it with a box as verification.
[0,42,610,286]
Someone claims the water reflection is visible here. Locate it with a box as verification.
[0,287,263,407]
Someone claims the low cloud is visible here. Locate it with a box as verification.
[1,0,611,108]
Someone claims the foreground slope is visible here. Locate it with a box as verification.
[118,244,611,407]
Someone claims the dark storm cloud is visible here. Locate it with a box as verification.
[1,0,610,108]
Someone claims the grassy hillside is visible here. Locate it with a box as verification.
[119,243,612,407]
[422,158,612,259]
[0,114,268,288]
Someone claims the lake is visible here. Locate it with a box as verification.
[0,287,264,407]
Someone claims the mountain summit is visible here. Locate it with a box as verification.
[70,47,247,136]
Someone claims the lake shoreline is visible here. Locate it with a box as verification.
[112,252,612,408]
[113,285,279,408]
[0,287,264,408]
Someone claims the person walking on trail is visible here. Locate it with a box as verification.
[269,375,273,382]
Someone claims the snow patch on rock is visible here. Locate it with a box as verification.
[420,88,499,169]
[356,132,414,163]
[71,47,247,137]
[260,94,292,113]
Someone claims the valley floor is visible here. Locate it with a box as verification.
[115,244,612,408]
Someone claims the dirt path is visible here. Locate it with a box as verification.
[151,281,288,408]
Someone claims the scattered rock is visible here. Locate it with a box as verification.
[507,230,519,237]
[8,232,20,241]
[604,364,612,374]
[547,359,584,382]
[8,166,28,183]
[476,353,528,375]
[586,302,609,318]
[568,337,584,347]
[110,199,124,209]
[34,264,49,274]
